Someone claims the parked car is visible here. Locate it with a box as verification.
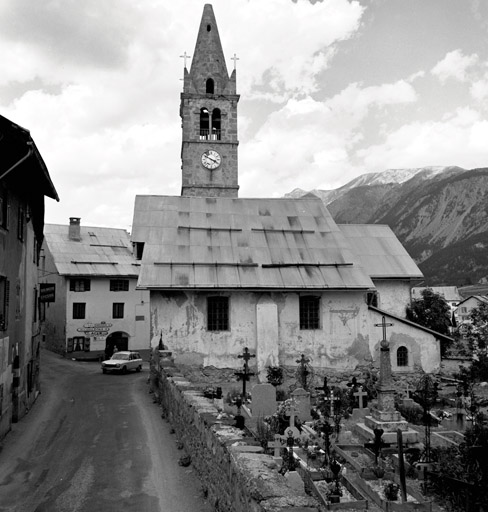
[101,351,143,374]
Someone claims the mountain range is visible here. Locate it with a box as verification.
[285,166,488,287]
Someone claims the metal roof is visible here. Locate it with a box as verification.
[43,224,140,277]
[131,196,376,290]
[338,224,423,279]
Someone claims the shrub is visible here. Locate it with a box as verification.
[383,482,399,501]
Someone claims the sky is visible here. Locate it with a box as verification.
[1,0,488,231]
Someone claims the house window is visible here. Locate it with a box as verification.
[112,303,125,319]
[110,279,129,292]
[17,205,24,241]
[397,346,408,367]
[207,296,229,331]
[300,296,320,330]
[72,303,86,319]
[70,279,91,292]
[0,277,9,330]
[0,185,8,229]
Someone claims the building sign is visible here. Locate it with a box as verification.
[39,283,56,303]
[77,321,112,336]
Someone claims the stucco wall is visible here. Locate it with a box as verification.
[66,277,150,352]
[374,279,412,318]
[150,289,441,375]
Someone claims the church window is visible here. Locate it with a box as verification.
[207,24,211,32]
[300,296,320,330]
[200,108,210,139]
[212,108,221,140]
[397,346,408,367]
[366,291,379,307]
[206,78,214,94]
[207,296,229,331]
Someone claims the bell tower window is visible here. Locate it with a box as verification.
[200,108,210,139]
[206,78,214,94]
[212,108,221,140]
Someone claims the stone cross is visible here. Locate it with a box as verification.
[375,316,394,395]
[375,315,393,347]
[180,51,191,68]
[353,386,367,409]
[231,53,239,70]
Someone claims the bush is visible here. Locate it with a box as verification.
[383,482,399,501]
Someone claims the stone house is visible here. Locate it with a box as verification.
[131,4,449,380]
[0,114,58,439]
[40,218,150,359]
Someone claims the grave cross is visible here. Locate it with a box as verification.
[324,390,340,418]
[364,427,391,464]
[180,51,191,68]
[231,53,239,70]
[353,386,368,409]
[235,347,255,399]
[315,376,329,396]
[375,315,393,348]
[296,354,311,390]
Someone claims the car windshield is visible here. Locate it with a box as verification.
[111,353,129,361]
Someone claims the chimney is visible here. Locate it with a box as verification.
[69,217,81,241]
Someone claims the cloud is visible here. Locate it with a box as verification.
[239,79,418,196]
[358,107,488,171]
[431,49,479,83]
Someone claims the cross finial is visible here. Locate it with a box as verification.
[180,51,191,68]
[374,315,393,343]
[231,53,239,70]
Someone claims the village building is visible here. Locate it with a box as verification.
[130,4,449,380]
[0,114,58,439]
[411,285,462,315]
[454,295,488,325]
[40,218,150,359]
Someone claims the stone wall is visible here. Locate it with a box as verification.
[151,353,320,512]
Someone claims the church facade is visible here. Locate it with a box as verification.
[131,4,448,379]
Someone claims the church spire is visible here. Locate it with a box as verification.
[184,4,234,96]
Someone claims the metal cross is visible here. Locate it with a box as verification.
[231,53,239,70]
[375,315,393,342]
[180,51,191,68]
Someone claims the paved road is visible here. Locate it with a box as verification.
[0,349,213,512]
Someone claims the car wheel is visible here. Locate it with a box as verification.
[136,365,142,372]
[122,366,127,374]
[102,368,107,374]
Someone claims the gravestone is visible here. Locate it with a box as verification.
[291,387,312,422]
[252,383,277,418]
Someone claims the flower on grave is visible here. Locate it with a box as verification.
[383,482,400,501]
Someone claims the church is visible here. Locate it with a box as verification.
[130,4,449,380]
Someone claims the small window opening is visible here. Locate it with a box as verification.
[300,296,320,330]
[397,346,408,367]
[206,78,214,94]
[207,24,211,32]
[200,107,210,139]
[207,296,229,331]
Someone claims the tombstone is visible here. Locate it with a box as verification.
[252,383,277,418]
[291,387,312,422]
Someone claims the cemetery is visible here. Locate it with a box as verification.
[150,327,487,512]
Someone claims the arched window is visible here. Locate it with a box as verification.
[199,108,210,139]
[397,346,408,367]
[206,78,214,94]
[212,108,221,140]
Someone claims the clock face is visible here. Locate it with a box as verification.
[201,149,221,170]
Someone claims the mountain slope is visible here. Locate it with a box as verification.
[288,166,488,286]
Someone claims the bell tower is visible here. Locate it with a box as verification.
[180,4,239,197]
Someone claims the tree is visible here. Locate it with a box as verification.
[406,288,451,335]
[461,302,488,382]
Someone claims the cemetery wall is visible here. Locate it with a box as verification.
[152,355,321,512]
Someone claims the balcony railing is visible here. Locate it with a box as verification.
[199,129,221,141]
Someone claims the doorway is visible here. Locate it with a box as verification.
[105,332,129,358]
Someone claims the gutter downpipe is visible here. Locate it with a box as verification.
[0,143,33,181]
